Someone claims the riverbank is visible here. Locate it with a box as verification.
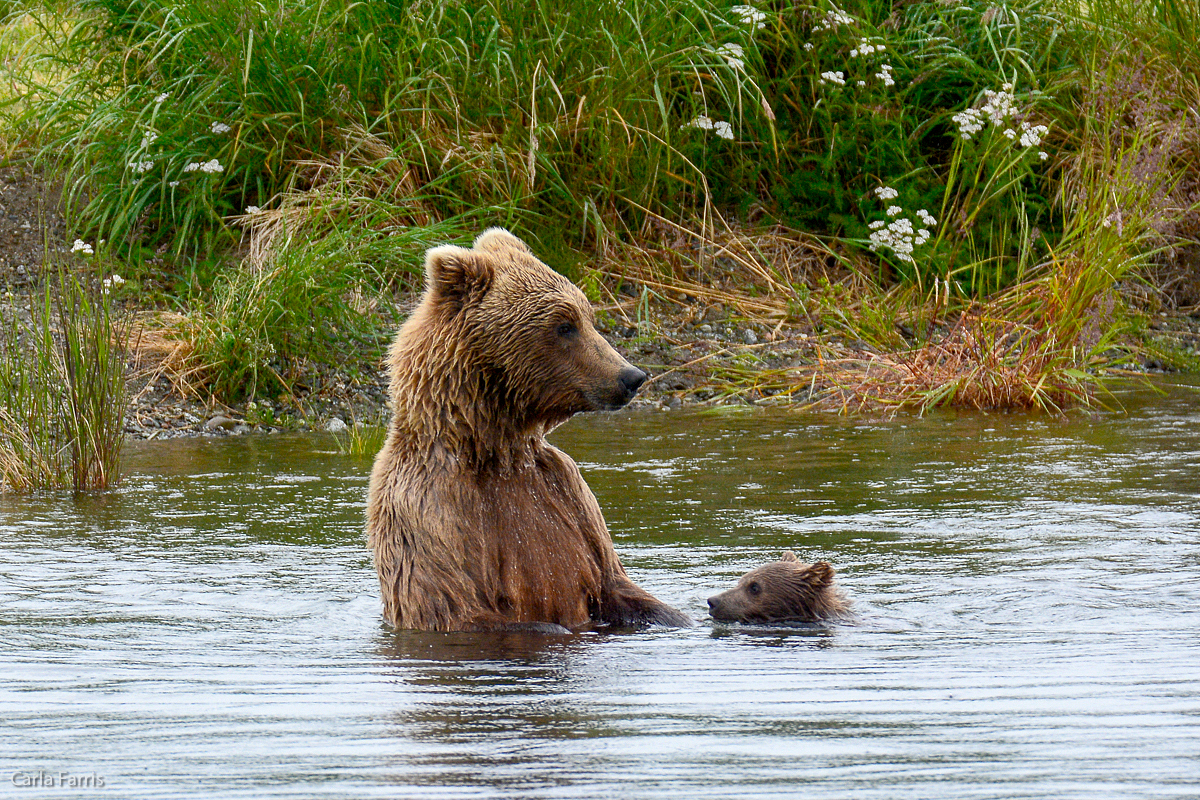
[3,164,1199,443]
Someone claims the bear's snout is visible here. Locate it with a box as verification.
[707,591,737,621]
[619,366,648,397]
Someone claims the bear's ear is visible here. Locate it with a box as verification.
[424,245,494,310]
[804,561,835,588]
[780,551,799,563]
[473,227,532,255]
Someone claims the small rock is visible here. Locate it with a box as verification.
[232,424,251,435]
[205,415,237,431]
[698,324,713,334]
[741,328,757,345]
[325,417,348,434]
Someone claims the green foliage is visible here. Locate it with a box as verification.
[182,233,390,401]
[331,422,387,457]
[18,0,1186,298]
[750,0,1072,289]
[0,266,128,493]
[19,0,765,260]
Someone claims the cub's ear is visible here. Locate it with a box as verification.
[473,227,532,254]
[804,561,835,588]
[780,551,799,563]
[424,245,493,310]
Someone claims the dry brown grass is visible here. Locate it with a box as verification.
[593,209,842,322]
[124,310,202,398]
[590,219,1124,415]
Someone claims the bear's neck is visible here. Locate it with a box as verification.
[389,356,559,475]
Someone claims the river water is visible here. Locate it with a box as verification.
[2,380,1198,798]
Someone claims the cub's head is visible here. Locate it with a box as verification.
[416,228,645,420]
[707,552,849,624]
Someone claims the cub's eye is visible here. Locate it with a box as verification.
[556,321,577,338]
[747,581,761,596]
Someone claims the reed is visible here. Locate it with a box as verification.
[0,264,128,493]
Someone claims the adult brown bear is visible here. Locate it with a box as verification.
[367,228,690,632]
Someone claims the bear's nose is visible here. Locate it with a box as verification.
[619,366,647,396]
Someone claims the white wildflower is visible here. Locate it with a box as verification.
[813,6,854,31]
[683,115,733,140]
[981,86,1016,125]
[857,80,866,87]
[818,71,846,86]
[952,107,985,139]
[211,121,232,134]
[852,38,883,57]
[168,180,180,188]
[1002,128,1016,140]
[71,239,94,255]
[140,131,158,149]
[102,274,125,290]
[154,92,170,104]
[245,205,261,214]
[715,43,746,71]
[803,42,814,52]
[1018,122,1049,148]
[1038,151,1048,161]
[876,63,895,87]
[867,198,933,265]
[731,5,766,29]
[128,159,155,174]
[184,159,224,174]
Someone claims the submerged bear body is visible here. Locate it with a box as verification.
[367,228,689,632]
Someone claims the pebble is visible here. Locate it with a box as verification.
[741,328,757,345]
[325,417,348,433]
[204,415,237,431]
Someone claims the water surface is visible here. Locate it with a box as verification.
[2,380,1198,798]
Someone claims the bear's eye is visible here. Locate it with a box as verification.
[556,321,577,338]
[747,581,761,596]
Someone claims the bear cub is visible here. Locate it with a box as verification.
[707,552,850,623]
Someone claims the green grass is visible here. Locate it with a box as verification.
[2,0,1197,410]
[0,265,128,493]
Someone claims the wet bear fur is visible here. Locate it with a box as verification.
[367,228,691,632]
[707,552,850,623]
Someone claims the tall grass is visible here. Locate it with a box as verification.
[17,0,764,261]
[0,266,128,493]
[4,0,1198,411]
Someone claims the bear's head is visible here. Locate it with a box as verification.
[396,228,646,437]
[707,552,848,623]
